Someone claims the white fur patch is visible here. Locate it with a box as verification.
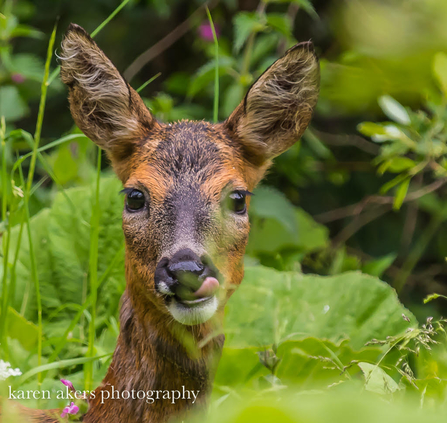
[168,296,218,326]
[157,281,175,296]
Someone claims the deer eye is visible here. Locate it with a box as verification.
[126,189,145,211]
[229,191,247,215]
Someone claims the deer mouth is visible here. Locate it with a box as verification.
[167,294,219,326]
[156,270,221,325]
[176,296,214,307]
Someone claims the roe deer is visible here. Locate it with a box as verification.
[3,23,319,423]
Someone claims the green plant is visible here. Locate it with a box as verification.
[1,1,447,421]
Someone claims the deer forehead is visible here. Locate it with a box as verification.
[125,120,249,202]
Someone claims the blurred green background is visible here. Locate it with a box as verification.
[1,0,447,421]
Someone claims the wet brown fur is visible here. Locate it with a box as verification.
[5,23,319,423]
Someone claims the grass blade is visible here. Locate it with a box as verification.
[136,72,162,93]
[26,23,57,194]
[84,148,102,391]
[0,117,11,357]
[18,354,112,385]
[17,163,43,385]
[206,7,219,123]
[47,0,133,86]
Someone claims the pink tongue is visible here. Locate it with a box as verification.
[194,277,219,298]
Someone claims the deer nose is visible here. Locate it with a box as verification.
[167,251,204,281]
[154,249,220,301]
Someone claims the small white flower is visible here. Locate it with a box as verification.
[323,305,330,314]
[0,360,22,381]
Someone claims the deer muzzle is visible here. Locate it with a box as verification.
[154,249,221,325]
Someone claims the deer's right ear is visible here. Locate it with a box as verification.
[60,24,156,171]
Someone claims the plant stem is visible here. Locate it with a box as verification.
[0,117,10,357]
[84,148,102,391]
[18,164,43,385]
[47,0,133,86]
[206,7,219,123]
[26,24,57,194]
[136,72,162,94]
[241,1,266,77]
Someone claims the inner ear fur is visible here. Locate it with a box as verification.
[60,23,156,168]
[225,41,320,165]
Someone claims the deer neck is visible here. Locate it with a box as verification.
[85,278,225,423]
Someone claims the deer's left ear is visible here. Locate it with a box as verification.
[225,41,319,165]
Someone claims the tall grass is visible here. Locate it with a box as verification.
[25,22,57,386]
[84,149,101,391]
[47,0,133,86]
[0,118,10,358]
[0,0,133,390]
[206,7,220,123]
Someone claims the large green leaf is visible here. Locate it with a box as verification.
[193,389,445,423]
[215,338,388,389]
[433,52,447,96]
[247,186,328,257]
[233,12,265,53]
[5,307,39,351]
[0,85,29,122]
[225,267,416,349]
[6,177,125,320]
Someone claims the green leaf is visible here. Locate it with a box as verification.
[303,128,332,159]
[423,293,447,304]
[225,267,416,349]
[52,144,79,185]
[10,53,45,82]
[265,14,292,38]
[276,338,389,386]
[7,178,125,320]
[357,122,388,138]
[189,57,235,97]
[246,187,328,256]
[18,354,112,385]
[196,389,446,423]
[215,338,386,389]
[265,0,318,19]
[6,307,38,351]
[433,52,447,96]
[387,157,415,173]
[0,85,29,122]
[393,178,410,210]
[378,95,411,125]
[233,12,265,53]
[250,186,298,233]
[362,254,397,278]
[358,362,401,394]
[292,0,318,19]
[223,83,244,117]
[250,33,280,66]
[380,172,409,195]
[10,24,44,39]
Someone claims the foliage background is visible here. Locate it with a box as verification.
[1,0,447,421]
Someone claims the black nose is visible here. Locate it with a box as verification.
[154,249,217,300]
[168,250,204,280]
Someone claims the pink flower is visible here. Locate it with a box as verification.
[198,22,219,41]
[61,402,79,418]
[11,73,26,84]
[60,379,75,391]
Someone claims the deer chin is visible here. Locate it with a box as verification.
[168,295,218,326]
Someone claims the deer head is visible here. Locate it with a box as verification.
[60,23,319,328]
